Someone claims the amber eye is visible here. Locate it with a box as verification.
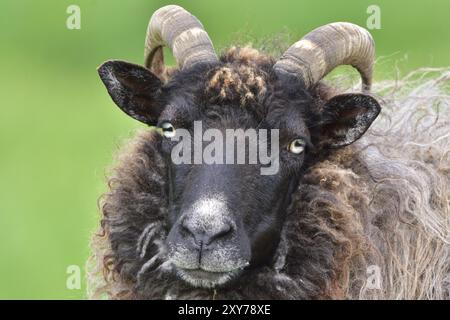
[161,122,176,138]
[288,138,306,154]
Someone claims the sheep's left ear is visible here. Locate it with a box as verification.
[319,93,380,148]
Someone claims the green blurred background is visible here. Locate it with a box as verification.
[0,0,448,299]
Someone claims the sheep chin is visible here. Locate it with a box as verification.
[176,268,241,288]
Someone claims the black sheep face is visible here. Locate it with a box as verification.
[98,54,380,288]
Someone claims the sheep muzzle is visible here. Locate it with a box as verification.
[166,194,251,288]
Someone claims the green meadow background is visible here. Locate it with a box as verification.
[0,0,448,299]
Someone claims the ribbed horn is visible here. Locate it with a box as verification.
[144,5,218,77]
[273,22,375,91]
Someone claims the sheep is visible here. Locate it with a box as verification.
[89,5,450,299]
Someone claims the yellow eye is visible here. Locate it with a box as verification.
[288,138,306,154]
[161,122,176,138]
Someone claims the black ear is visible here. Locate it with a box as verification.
[97,60,163,125]
[319,93,381,148]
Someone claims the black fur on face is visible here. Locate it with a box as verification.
[97,48,380,289]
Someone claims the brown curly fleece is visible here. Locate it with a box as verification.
[88,48,450,300]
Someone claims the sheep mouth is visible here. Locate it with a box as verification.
[176,267,242,288]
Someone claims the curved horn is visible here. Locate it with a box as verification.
[273,22,375,91]
[144,5,218,77]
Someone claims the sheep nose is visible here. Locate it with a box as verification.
[181,217,234,247]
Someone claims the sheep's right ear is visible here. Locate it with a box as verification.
[98,60,164,125]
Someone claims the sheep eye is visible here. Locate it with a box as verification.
[288,138,306,154]
[161,122,176,138]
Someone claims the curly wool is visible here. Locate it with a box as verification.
[88,58,450,299]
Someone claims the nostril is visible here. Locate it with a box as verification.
[204,222,233,246]
[181,219,195,237]
[180,219,204,247]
